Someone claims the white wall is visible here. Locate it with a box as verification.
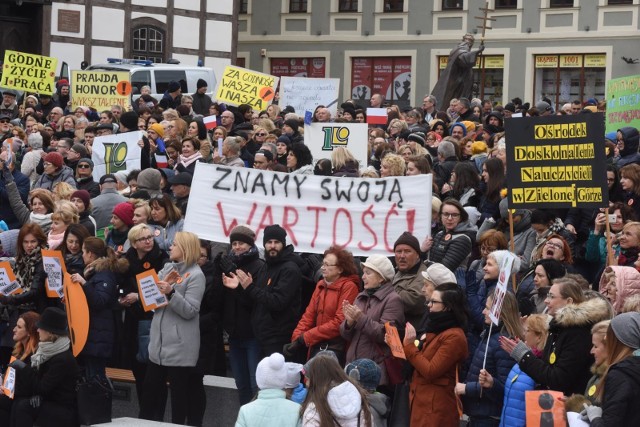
[173,16,200,49]
[50,42,85,70]
[92,7,125,41]
[206,21,233,52]
[207,1,234,15]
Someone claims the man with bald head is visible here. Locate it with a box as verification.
[315,107,332,123]
[370,93,384,108]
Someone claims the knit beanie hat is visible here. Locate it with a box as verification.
[78,158,94,169]
[256,353,288,390]
[284,118,300,132]
[112,202,134,227]
[168,81,181,92]
[450,123,467,137]
[71,190,91,211]
[407,133,426,147]
[284,362,303,388]
[197,79,208,89]
[263,224,287,245]
[230,224,256,246]
[461,121,476,133]
[611,312,640,349]
[361,254,395,282]
[394,231,421,254]
[471,141,488,155]
[277,134,292,146]
[489,249,521,275]
[119,111,139,131]
[345,358,381,392]
[149,123,165,138]
[137,169,162,197]
[44,152,64,169]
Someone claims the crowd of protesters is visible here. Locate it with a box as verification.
[0,79,639,427]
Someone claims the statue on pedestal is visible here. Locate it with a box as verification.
[431,34,485,112]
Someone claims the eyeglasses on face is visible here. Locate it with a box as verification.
[77,164,91,169]
[441,212,461,219]
[135,235,154,243]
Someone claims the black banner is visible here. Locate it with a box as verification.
[505,113,608,209]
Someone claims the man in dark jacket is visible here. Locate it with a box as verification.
[227,224,302,357]
[159,81,182,110]
[75,158,101,198]
[433,140,458,191]
[617,126,640,167]
[191,79,212,116]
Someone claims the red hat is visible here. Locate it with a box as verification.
[112,202,134,227]
[44,152,64,169]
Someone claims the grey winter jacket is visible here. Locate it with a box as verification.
[33,166,76,191]
[148,261,205,367]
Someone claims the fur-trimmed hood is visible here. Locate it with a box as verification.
[554,297,612,328]
[91,255,129,274]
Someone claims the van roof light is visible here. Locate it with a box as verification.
[106,58,153,66]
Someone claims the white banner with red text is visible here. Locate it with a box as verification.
[184,163,432,256]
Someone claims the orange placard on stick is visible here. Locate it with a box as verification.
[384,322,406,360]
[64,272,89,357]
[0,261,23,296]
[525,390,567,427]
[41,249,67,298]
[136,269,168,312]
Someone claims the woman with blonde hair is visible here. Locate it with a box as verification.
[380,153,406,177]
[140,231,206,425]
[331,147,359,177]
[52,181,75,201]
[584,320,611,405]
[616,221,640,266]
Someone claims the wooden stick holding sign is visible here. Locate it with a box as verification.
[0,261,23,296]
[136,269,168,312]
[605,208,615,267]
[481,251,516,397]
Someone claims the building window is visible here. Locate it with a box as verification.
[495,0,517,8]
[239,0,248,14]
[437,55,505,105]
[383,0,403,12]
[270,58,326,78]
[549,0,574,7]
[132,26,165,63]
[339,0,358,12]
[351,56,411,108]
[533,54,606,111]
[290,0,308,13]
[442,0,463,10]
[607,0,632,4]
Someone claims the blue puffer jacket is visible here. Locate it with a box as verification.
[80,260,121,358]
[462,326,516,420]
[499,364,535,427]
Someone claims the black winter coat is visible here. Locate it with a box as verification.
[591,355,640,427]
[247,245,301,347]
[517,298,611,395]
[123,243,169,321]
[81,267,119,358]
[18,348,80,408]
[222,248,265,340]
[197,260,226,376]
[428,220,476,272]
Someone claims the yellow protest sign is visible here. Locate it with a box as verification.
[1,50,58,95]
[71,71,131,110]
[215,65,279,111]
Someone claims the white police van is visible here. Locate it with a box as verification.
[85,58,217,102]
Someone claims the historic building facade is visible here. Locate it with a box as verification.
[237,0,640,110]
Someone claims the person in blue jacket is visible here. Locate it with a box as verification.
[455,290,523,427]
[70,237,128,380]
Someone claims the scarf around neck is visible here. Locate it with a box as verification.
[48,230,65,250]
[177,151,203,169]
[15,248,42,293]
[425,311,461,334]
[31,336,71,368]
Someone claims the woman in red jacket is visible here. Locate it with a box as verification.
[283,246,360,364]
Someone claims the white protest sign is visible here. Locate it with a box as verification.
[303,122,369,169]
[279,77,340,116]
[489,252,516,325]
[2,367,16,399]
[136,270,168,312]
[91,131,143,181]
[0,261,22,296]
[184,164,432,256]
[41,249,66,298]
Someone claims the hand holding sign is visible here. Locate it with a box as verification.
[136,270,168,312]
